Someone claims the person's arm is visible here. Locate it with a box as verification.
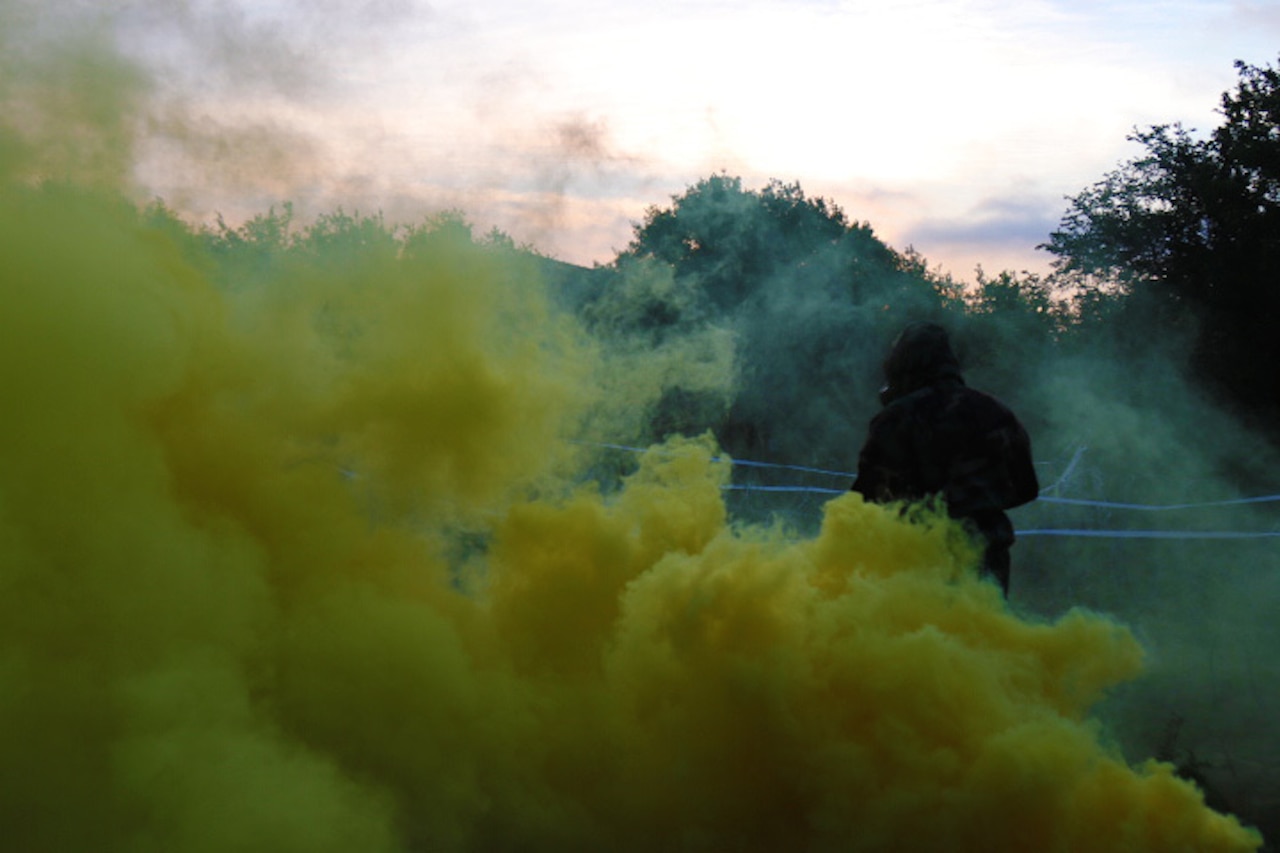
[1005,419,1039,508]
[946,410,1038,514]
[852,410,915,503]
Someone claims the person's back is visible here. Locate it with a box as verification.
[851,323,1039,594]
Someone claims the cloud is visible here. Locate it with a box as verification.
[903,195,1063,265]
[1229,1,1280,36]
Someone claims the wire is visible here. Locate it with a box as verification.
[721,483,1280,510]
[723,458,853,478]
[1038,445,1089,496]
[1037,495,1280,511]
[722,485,845,494]
[582,440,1280,537]
[581,441,854,478]
[1018,529,1280,540]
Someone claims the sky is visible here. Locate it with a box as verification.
[120,0,1280,279]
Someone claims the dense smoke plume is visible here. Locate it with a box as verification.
[596,179,1280,839]
[0,2,1271,849]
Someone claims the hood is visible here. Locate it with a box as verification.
[879,322,963,405]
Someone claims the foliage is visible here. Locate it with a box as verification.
[619,174,934,311]
[1043,57,1280,429]
[948,269,1062,405]
[599,174,965,469]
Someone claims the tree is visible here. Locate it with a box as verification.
[1043,58,1280,430]
[601,175,957,471]
[618,174,918,312]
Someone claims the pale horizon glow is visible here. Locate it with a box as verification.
[117,0,1280,279]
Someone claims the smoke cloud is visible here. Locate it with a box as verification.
[0,180,1258,844]
[0,2,1267,850]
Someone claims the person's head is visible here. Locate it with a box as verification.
[879,322,962,405]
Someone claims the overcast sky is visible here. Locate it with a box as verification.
[119,0,1280,279]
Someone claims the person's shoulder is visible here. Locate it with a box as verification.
[867,393,921,433]
[962,385,1009,407]
[953,386,1026,427]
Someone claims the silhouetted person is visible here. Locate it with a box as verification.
[851,322,1039,595]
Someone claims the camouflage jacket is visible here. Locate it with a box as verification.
[851,378,1039,548]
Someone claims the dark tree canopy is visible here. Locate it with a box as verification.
[1043,58,1280,430]
[597,174,962,467]
[619,174,920,312]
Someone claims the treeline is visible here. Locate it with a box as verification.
[579,57,1280,497]
[133,56,1279,505]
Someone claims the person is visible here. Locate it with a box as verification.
[851,322,1039,595]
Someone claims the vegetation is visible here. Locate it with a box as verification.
[1043,58,1280,431]
[125,58,1280,481]
[597,174,963,467]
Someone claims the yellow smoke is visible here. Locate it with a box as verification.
[0,173,1261,852]
[0,7,1263,849]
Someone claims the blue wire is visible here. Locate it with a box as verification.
[1036,495,1280,511]
[583,441,854,478]
[722,483,1280,510]
[722,485,846,494]
[582,441,1280,537]
[1017,529,1280,540]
